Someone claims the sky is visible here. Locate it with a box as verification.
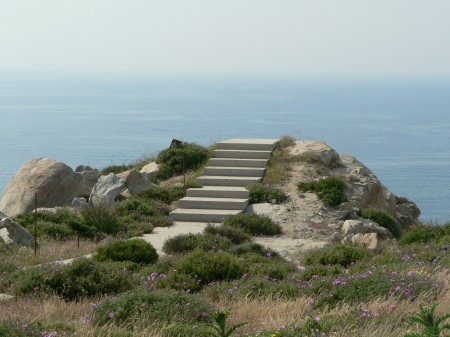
[1,0,450,79]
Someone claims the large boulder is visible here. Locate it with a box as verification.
[341,219,394,239]
[140,162,159,177]
[290,141,340,167]
[0,158,83,217]
[334,155,397,214]
[351,232,380,251]
[89,173,126,208]
[0,212,34,245]
[118,169,155,196]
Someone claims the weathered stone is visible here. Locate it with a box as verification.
[341,219,393,239]
[331,232,343,242]
[0,158,83,217]
[78,170,100,197]
[140,162,159,176]
[290,141,340,167]
[0,294,14,301]
[118,169,155,195]
[35,207,59,216]
[71,197,90,209]
[75,165,98,173]
[0,216,34,245]
[89,173,126,208]
[351,232,379,251]
[98,235,116,246]
[396,201,421,219]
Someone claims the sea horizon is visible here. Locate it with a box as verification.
[1,75,449,222]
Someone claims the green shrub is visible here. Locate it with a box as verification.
[149,214,173,227]
[100,164,133,175]
[162,233,232,255]
[0,261,17,273]
[223,213,282,236]
[138,186,185,204]
[297,264,341,281]
[360,208,402,239]
[175,250,245,284]
[155,142,211,180]
[228,242,279,257]
[303,244,369,267]
[0,322,42,337]
[243,253,295,280]
[35,221,75,240]
[93,288,212,326]
[115,198,158,218]
[203,224,251,244]
[297,177,348,206]
[248,184,288,204]
[80,206,123,237]
[399,226,439,245]
[94,239,158,265]
[4,259,134,300]
[125,221,154,237]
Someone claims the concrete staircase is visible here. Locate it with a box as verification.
[169,138,279,223]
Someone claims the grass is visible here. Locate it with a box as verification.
[263,135,296,185]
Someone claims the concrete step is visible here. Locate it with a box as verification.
[204,166,265,177]
[217,138,279,151]
[179,197,248,210]
[169,208,242,222]
[198,175,262,187]
[214,149,272,159]
[187,186,249,199]
[208,158,268,168]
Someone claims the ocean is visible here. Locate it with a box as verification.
[0,76,449,222]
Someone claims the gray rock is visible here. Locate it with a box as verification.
[0,216,34,245]
[89,173,126,208]
[351,232,380,251]
[341,219,393,239]
[140,162,159,177]
[71,197,90,209]
[396,201,421,219]
[78,170,100,197]
[290,141,340,167]
[331,232,343,242]
[75,165,98,173]
[118,169,155,195]
[0,294,14,301]
[0,158,84,217]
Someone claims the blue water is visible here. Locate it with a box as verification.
[0,76,449,222]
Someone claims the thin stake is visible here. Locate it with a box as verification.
[34,193,37,256]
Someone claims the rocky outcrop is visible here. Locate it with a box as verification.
[140,162,159,177]
[0,211,34,245]
[290,141,340,167]
[341,219,393,239]
[89,173,126,208]
[0,158,84,217]
[117,169,156,196]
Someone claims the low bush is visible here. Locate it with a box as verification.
[399,223,450,245]
[93,288,212,327]
[175,250,245,284]
[223,213,282,236]
[243,253,295,280]
[138,186,185,204]
[125,221,154,238]
[298,177,348,206]
[0,261,17,273]
[115,198,158,218]
[303,244,369,268]
[155,142,211,180]
[100,164,132,175]
[35,221,75,240]
[228,242,279,257]
[94,239,158,265]
[248,184,288,204]
[162,233,232,255]
[360,208,402,239]
[297,264,342,281]
[4,259,134,300]
[203,224,251,244]
[80,206,123,238]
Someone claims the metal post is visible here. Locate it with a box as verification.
[34,193,37,256]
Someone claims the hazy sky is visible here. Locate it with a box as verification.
[1,0,450,78]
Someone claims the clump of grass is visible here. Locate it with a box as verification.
[94,239,158,265]
[223,213,282,236]
[360,208,402,239]
[302,244,369,267]
[203,224,251,245]
[297,177,348,206]
[162,233,232,255]
[399,223,450,245]
[264,135,296,185]
[248,184,288,204]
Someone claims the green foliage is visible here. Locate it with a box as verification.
[94,239,158,265]
[248,184,288,204]
[399,224,450,245]
[35,221,75,240]
[175,250,245,284]
[223,213,282,236]
[360,207,402,239]
[3,259,134,300]
[80,206,123,238]
[297,177,348,206]
[243,253,295,280]
[404,304,450,337]
[0,261,17,273]
[100,164,133,175]
[138,186,185,204]
[93,288,212,327]
[115,198,158,218]
[202,310,249,337]
[155,142,211,180]
[303,244,369,267]
[203,224,251,244]
[298,264,342,281]
[162,233,232,255]
[228,241,279,257]
[0,322,42,337]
